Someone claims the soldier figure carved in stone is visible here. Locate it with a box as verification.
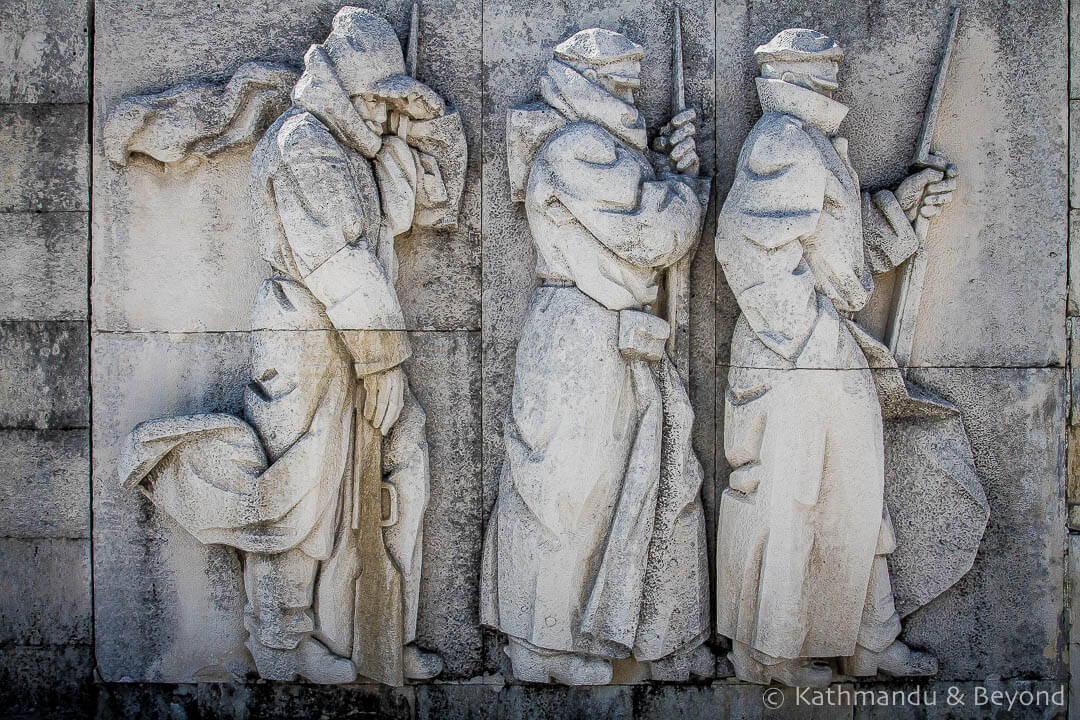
[119,7,466,685]
[714,29,958,686]
[481,28,712,685]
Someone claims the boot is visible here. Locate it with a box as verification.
[505,640,612,685]
[296,637,357,684]
[403,643,444,680]
[649,644,716,681]
[875,640,938,677]
[729,644,832,687]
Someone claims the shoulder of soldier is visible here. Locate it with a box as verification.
[539,121,620,167]
[741,111,818,175]
[273,109,341,162]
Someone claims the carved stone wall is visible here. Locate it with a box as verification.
[0,0,1071,717]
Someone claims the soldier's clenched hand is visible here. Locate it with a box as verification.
[653,108,700,177]
[895,163,959,222]
[362,366,405,434]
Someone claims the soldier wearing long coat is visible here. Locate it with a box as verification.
[714,29,956,686]
[120,7,465,684]
[481,29,711,685]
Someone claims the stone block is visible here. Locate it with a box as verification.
[91,148,269,333]
[91,331,252,682]
[0,644,93,718]
[1073,100,1080,209]
[1073,0,1080,98]
[1070,534,1080,719]
[0,429,88,538]
[0,212,87,321]
[898,367,1066,681]
[0,538,90,645]
[1070,211,1080,317]
[1071,318,1080,424]
[0,103,87,212]
[92,0,480,333]
[0,320,87,429]
[0,0,88,103]
[716,0,1067,368]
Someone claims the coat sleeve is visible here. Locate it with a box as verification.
[537,124,703,269]
[715,114,833,364]
[273,115,410,375]
[862,189,919,274]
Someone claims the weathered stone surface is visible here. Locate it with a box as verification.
[852,681,1066,719]
[1070,534,1080,718]
[0,321,87,429]
[92,0,480,333]
[0,212,87,321]
[92,331,252,682]
[1069,212,1080,317]
[406,331,483,679]
[0,538,90,645]
[0,644,93,719]
[0,0,88,103]
[95,683,415,720]
[899,367,1065,681]
[1072,100,1080,209]
[715,0,1067,369]
[0,104,87,213]
[0,429,88,538]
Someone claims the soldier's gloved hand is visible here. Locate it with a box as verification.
[362,366,405,435]
[895,163,959,222]
[652,108,699,177]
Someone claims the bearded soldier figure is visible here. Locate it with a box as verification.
[714,29,957,686]
[481,28,712,685]
[120,7,466,685]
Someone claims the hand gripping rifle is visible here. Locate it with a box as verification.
[349,2,420,687]
[884,7,961,369]
[664,5,709,379]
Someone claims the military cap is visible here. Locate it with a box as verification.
[753,28,843,64]
[553,28,644,66]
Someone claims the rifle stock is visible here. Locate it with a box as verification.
[350,400,404,686]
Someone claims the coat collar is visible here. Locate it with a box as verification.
[291,45,383,158]
[756,77,849,135]
[540,59,648,151]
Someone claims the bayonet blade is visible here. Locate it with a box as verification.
[673,5,685,114]
[407,1,420,78]
[912,6,960,168]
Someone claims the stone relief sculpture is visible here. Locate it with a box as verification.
[114,6,466,686]
[714,24,988,687]
[481,26,713,685]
